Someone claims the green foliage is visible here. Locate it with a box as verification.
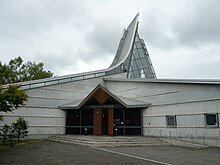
[0,124,16,144]
[0,118,29,143]
[0,56,54,84]
[0,115,3,121]
[12,117,29,141]
[0,85,27,113]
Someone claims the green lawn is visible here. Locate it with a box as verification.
[0,139,43,149]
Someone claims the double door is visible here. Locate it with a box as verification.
[93,108,113,136]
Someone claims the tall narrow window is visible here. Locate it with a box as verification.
[205,113,219,127]
[166,115,177,127]
[140,69,145,78]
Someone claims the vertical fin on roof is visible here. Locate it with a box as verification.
[106,14,156,79]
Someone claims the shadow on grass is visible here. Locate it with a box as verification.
[0,139,43,149]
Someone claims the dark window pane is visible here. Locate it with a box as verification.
[141,57,148,67]
[206,114,217,126]
[66,110,80,126]
[138,49,145,58]
[131,60,138,70]
[133,70,139,78]
[134,44,137,49]
[114,108,123,126]
[136,59,143,69]
[166,116,176,127]
[125,109,141,126]
[129,71,135,78]
[133,49,140,59]
[136,42,142,49]
[82,109,93,126]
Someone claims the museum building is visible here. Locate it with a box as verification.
[1,14,220,146]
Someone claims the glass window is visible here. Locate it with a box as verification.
[71,76,83,81]
[166,115,177,127]
[59,78,71,84]
[136,59,143,69]
[135,35,139,42]
[144,68,151,78]
[141,57,148,67]
[136,42,142,49]
[131,60,138,70]
[84,74,95,79]
[82,109,93,126]
[129,71,135,78]
[205,114,219,127]
[114,108,124,126]
[140,69,145,78]
[125,109,141,126]
[45,80,58,86]
[30,83,45,88]
[95,72,105,77]
[133,70,139,78]
[138,48,145,58]
[133,44,137,49]
[133,49,140,59]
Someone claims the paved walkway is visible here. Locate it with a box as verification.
[0,140,220,165]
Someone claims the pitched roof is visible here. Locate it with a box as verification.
[58,84,150,109]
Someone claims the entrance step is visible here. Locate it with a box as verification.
[47,135,168,148]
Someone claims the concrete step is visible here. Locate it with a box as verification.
[47,135,168,148]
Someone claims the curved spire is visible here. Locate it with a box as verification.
[109,13,139,68]
[106,14,156,79]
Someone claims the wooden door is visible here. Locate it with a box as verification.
[108,108,114,136]
[93,108,102,135]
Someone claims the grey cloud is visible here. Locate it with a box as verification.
[140,11,178,50]
[0,0,219,79]
[140,0,220,50]
[0,0,90,39]
[173,0,220,47]
[84,18,122,57]
[35,51,79,75]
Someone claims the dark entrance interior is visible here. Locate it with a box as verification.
[102,109,108,135]
[66,108,141,136]
[65,85,144,136]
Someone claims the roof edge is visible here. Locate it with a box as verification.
[103,78,220,85]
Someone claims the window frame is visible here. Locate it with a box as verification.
[204,113,219,128]
[166,115,177,128]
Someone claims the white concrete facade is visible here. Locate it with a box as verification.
[105,78,220,147]
[1,77,220,147]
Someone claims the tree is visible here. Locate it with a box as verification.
[0,56,54,84]
[0,85,27,113]
[0,124,11,144]
[0,118,29,143]
[12,117,29,141]
[0,84,27,121]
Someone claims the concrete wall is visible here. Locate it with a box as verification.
[105,80,220,147]
[2,76,220,147]
[0,77,105,137]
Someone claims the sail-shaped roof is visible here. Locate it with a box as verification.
[5,14,156,90]
[106,13,156,79]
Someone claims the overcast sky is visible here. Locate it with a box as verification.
[0,0,220,79]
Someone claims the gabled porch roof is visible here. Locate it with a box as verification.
[58,84,150,110]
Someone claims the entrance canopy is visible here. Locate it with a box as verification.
[58,84,150,110]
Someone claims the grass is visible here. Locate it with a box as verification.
[0,139,43,149]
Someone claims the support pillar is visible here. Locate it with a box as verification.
[108,107,114,136]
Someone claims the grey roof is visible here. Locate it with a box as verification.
[103,78,220,85]
[58,84,150,110]
[115,95,151,108]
